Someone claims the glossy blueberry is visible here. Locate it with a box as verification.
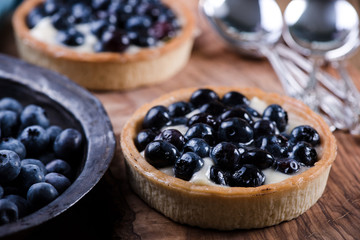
[184,123,216,146]
[44,0,63,15]
[218,117,253,143]
[4,195,28,218]
[245,106,262,118]
[0,199,18,225]
[211,142,241,171]
[189,89,220,108]
[0,138,26,159]
[21,159,47,174]
[0,97,23,114]
[131,31,156,47]
[45,159,72,179]
[262,104,288,132]
[274,158,300,174]
[53,128,82,160]
[0,110,19,137]
[51,9,75,30]
[20,104,49,129]
[17,164,45,191]
[187,113,219,129]
[0,150,21,183]
[255,135,290,158]
[253,119,276,139]
[144,140,180,168]
[219,107,254,125]
[26,5,46,29]
[45,172,71,194]
[71,2,93,23]
[95,28,130,52]
[92,0,111,10]
[56,28,85,46]
[221,91,250,107]
[168,101,192,117]
[142,105,170,130]
[27,182,59,209]
[199,101,227,116]
[290,141,318,166]
[241,149,274,169]
[45,125,62,146]
[135,129,156,152]
[290,125,320,147]
[0,185,3,198]
[156,129,185,151]
[209,166,231,186]
[183,138,210,158]
[174,152,203,181]
[18,125,49,157]
[166,117,188,126]
[231,164,265,187]
[148,21,175,40]
[90,19,109,38]
[126,15,152,31]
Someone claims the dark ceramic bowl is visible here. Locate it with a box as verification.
[0,54,116,237]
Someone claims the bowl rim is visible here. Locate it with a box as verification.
[0,53,116,237]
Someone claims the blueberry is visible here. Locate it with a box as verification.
[209,166,231,186]
[274,158,300,174]
[253,119,276,139]
[184,123,216,146]
[53,128,82,160]
[38,152,56,165]
[21,159,47,174]
[221,91,250,107]
[27,182,59,210]
[245,106,262,118]
[219,107,254,125]
[142,105,170,130]
[189,89,220,108]
[0,110,19,137]
[231,164,265,187]
[92,0,111,10]
[18,125,49,157]
[290,141,318,166]
[168,101,192,117]
[125,15,152,31]
[241,149,274,169]
[135,129,156,152]
[71,2,93,23]
[51,8,75,30]
[148,21,175,40]
[0,97,23,114]
[26,5,46,29]
[255,135,290,158]
[174,152,203,181]
[262,104,288,132]
[290,125,321,147]
[144,140,180,168]
[0,150,21,184]
[44,0,63,15]
[0,199,18,225]
[20,104,49,129]
[45,125,62,146]
[0,138,26,159]
[56,28,85,47]
[90,19,109,38]
[4,195,28,218]
[0,185,3,198]
[156,129,185,151]
[218,117,253,143]
[131,31,156,47]
[166,117,188,126]
[183,138,210,158]
[45,159,72,179]
[187,113,219,129]
[211,142,241,171]
[199,101,227,116]
[16,164,45,192]
[45,172,71,194]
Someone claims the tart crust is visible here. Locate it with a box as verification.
[12,0,195,90]
[121,87,337,230]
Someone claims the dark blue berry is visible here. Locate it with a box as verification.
[20,104,49,129]
[0,97,23,114]
[189,89,219,108]
[0,150,21,184]
[96,28,130,52]
[144,140,180,168]
[0,138,26,159]
[290,141,318,166]
[211,142,241,171]
[168,101,192,117]
[0,185,3,198]
[126,15,152,31]
[4,195,28,218]
[45,159,72,179]
[44,0,63,15]
[51,9,75,30]
[142,105,170,130]
[71,2,93,23]
[221,91,250,107]
[241,149,274,169]
[184,123,216,146]
[56,28,85,47]
[253,119,276,139]
[209,166,231,186]
[199,101,227,116]
[18,125,49,157]
[156,129,185,151]
[131,31,156,47]
[53,128,82,160]
[148,21,175,40]
[174,152,203,181]
[183,138,210,158]
[90,19,109,38]
[45,125,62,146]
[92,0,111,10]
[17,164,45,191]
[255,135,290,158]
[274,158,300,174]
[262,104,288,132]
[245,106,262,118]
[0,199,18,225]
[21,159,46,174]
[0,110,19,137]
[27,5,46,29]
[166,117,188,126]
[290,125,321,147]
[135,129,156,152]
[231,164,265,187]
[219,107,254,125]
[45,172,71,194]
[218,117,253,143]
[187,113,219,129]
[27,182,58,209]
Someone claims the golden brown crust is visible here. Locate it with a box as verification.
[120,87,337,230]
[12,0,195,90]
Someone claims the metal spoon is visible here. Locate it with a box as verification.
[283,0,360,134]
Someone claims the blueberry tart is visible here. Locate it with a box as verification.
[13,0,195,90]
[121,87,337,230]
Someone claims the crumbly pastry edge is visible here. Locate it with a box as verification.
[12,0,196,90]
[120,86,337,230]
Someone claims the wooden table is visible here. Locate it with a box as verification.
[1,1,359,239]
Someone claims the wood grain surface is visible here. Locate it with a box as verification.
[1,1,360,239]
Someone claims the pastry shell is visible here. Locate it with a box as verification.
[120,87,337,230]
[12,0,195,90]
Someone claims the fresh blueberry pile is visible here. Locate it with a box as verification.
[27,0,181,52]
[135,89,321,187]
[0,97,83,226]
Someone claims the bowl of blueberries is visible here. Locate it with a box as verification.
[0,54,116,237]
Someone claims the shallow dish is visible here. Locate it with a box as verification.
[121,86,337,230]
[0,54,116,237]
